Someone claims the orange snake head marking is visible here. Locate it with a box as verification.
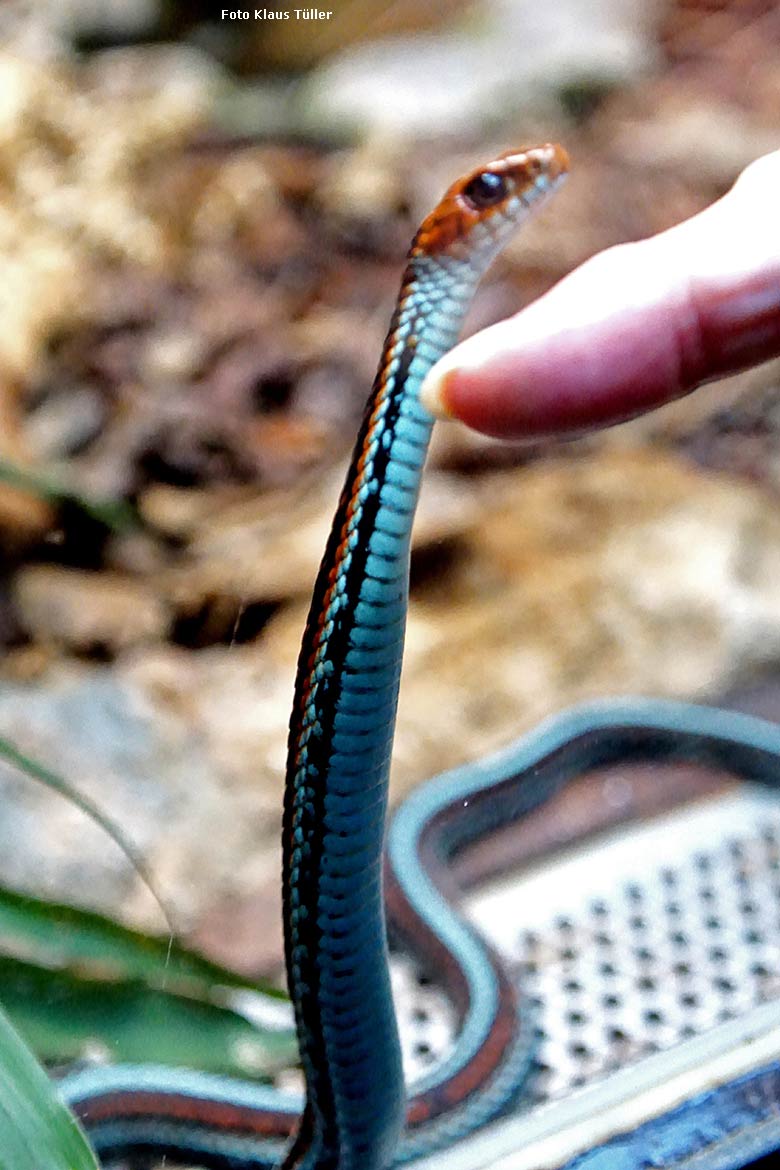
[413,143,569,256]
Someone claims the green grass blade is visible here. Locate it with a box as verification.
[0,736,174,933]
[0,1002,98,1170]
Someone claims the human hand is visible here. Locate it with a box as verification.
[420,150,780,439]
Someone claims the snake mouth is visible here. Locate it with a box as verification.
[488,143,569,212]
[539,141,570,182]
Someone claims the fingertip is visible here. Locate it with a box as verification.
[421,322,517,423]
[419,356,460,420]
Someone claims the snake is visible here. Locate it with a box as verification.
[57,146,780,1170]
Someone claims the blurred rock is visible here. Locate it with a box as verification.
[0,382,54,546]
[0,47,217,381]
[301,0,658,136]
[672,364,780,494]
[14,565,171,652]
[0,0,162,49]
[234,0,472,71]
[0,661,282,944]
[24,384,106,460]
[0,484,53,550]
[661,0,780,127]
[315,138,410,254]
[610,96,780,185]
[153,467,482,621]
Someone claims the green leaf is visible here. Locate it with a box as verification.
[0,1001,98,1170]
[0,956,294,1078]
[0,889,296,1075]
[0,886,283,997]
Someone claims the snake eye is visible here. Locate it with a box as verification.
[462,170,508,210]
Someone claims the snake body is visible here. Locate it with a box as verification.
[279,143,571,1170]
[58,148,780,1170]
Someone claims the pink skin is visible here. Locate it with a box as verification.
[420,150,780,439]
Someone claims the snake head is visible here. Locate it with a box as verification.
[414,143,569,258]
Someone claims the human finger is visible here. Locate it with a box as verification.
[420,150,780,439]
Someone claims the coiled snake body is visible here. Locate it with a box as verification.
[59,146,780,1170]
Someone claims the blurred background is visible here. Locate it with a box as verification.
[0,0,779,990]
